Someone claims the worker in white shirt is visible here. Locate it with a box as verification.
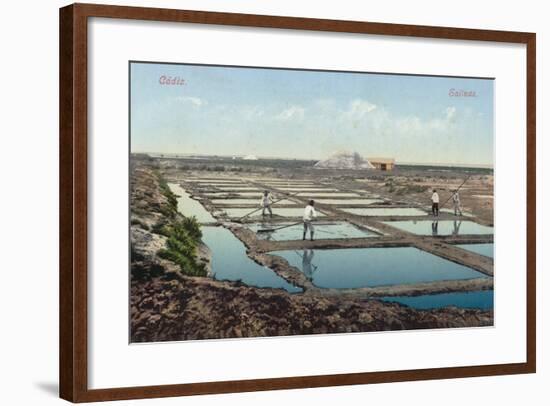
[452,190,463,216]
[431,189,440,216]
[260,190,274,218]
[303,200,317,241]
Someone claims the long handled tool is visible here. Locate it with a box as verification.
[256,221,303,234]
[235,191,301,222]
[440,174,471,209]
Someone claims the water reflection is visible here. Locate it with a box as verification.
[249,222,374,241]
[301,249,318,281]
[384,220,493,236]
[342,207,427,216]
[201,226,302,293]
[452,220,462,236]
[417,220,464,237]
[271,247,489,289]
[431,221,438,236]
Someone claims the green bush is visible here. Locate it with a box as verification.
[152,172,207,277]
[155,218,206,277]
[157,225,207,277]
[180,216,202,241]
[154,171,178,215]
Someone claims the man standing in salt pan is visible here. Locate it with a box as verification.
[303,200,317,241]
[431,189,440,216]
[260,190,274,218]
[452,190,463,216]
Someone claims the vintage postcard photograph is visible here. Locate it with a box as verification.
[129,61,494,343]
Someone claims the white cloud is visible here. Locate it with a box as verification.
[392,108,457,135]
[445,106,457,120]
[276,105,305,121]
[336,99,457,138]
[342,99,377,120]
[176,96,207,107]
[394,115,424,133]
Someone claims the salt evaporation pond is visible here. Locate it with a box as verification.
[201,227,302,293]
[210,199,297,205]
[271,247,488,289]
[168,183,216,223]
[315,199,383,205]
[276,188,339,192]
[186,179,243,184]
[342,207,428,216]
[263,183,319,187]
[222,207,326,218]
[203,192,272,197]
[440,208,474,217]
[383,220,493,236]
[213,187,262,191]
[381,290,493,310]
[248,222,376,241]
[456,243,494,258]
[297,192,360,197]
[256,179,318,184]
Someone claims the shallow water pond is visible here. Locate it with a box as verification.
[204,192,272,197]
[270,247,488,289]
[263,183,319,187]
[212,186,261,191]
[248,222,376,241]
[201,227,302,293]
[383,220,493,236]
[439,208,474,217]
[342,207,428,216]
[168,183,216,223]
[186,178,242,182]
[456,243,494,258]
[222,207,326,218]
[210,199,298,205]
[315,199,383,205]
[276,187,339,192]
[381,290,493,310]
[297,192,361,197]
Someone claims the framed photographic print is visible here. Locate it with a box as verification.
[59,3,536,402]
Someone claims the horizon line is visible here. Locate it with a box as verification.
[131,151,493,169]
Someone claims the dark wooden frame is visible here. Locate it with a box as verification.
[59,3,536,402]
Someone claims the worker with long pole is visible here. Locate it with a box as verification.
[303,200,317,241]
[440,174,471,214]
[236,191,300,222]
[260,190,274,218]
[451,190,463,216]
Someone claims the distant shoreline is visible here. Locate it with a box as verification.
[132,152,493,171]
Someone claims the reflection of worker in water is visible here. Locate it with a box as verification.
[259,225,274,241]
[431,189,440,216]
[452,220,462,236]
[302,249,317,281]
[260,190,274,218]
[431,220,439,236]
[452,190,463,216]
[303,200,317,241]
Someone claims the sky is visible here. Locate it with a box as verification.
[130,62,494,167]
